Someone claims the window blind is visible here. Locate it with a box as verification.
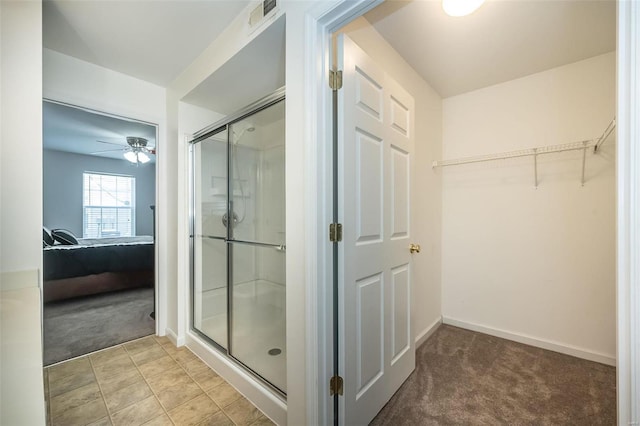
[82,172,135,238]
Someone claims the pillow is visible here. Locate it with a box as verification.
[51,229,78,245]
[43,227,55,246]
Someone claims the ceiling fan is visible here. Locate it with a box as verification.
[91,136,156,164]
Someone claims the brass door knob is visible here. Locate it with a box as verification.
[409,243,421,254]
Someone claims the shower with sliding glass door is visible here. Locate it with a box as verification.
[190,91,286,394]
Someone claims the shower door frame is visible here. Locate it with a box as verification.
[188,87,287,398]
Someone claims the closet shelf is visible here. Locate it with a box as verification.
[432,140,594,168]
[432,118,616,188]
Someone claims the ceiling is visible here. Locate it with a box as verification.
[43,0,249,160]
[42,0,616,158]
[43,101,157,162]
[42,0,617,101]
[182,15,286,115]
[43,0,250,86]
[364,0,616,98]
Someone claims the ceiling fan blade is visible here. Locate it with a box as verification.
[89,148,126,154]
[96,139,126,146]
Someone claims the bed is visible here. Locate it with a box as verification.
[43,236,154,303]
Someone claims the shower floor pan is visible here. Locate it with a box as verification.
[199,279,286,392]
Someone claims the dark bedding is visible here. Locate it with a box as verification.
[43,236,154,302]
[43,236,154,281]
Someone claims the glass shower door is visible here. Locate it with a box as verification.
[228,100,286,392]
[192,128,229,349]
[191,94,286,395]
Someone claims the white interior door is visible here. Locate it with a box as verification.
[338,34,415,425]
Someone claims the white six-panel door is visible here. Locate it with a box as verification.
[338,34,415,426]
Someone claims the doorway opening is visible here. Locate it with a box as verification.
[327,1,616,424]
[42,100,159,366]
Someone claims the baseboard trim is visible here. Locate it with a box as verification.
[165,328,184,347]
[415,317,442,348]
[442,317,616,367]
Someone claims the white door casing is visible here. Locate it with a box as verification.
[338,34,415,425]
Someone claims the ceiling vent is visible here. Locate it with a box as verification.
[249,0,278,32]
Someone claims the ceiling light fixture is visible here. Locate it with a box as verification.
[442,0,485,17]
[124,151,137,163]
[124,150,151,164]
[137,152,151,164]
[123,136,153,165]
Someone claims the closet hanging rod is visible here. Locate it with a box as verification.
[432,140,595,169]
[593,117,616,153]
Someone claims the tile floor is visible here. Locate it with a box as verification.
[44,335,275,426]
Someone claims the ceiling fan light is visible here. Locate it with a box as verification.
[442,0,485,17]
[124,151,137,163]
[138,152,151,164]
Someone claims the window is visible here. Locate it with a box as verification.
[83,172,135,238]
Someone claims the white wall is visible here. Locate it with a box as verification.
[1,5,43,276]
[43,149,156,236]
[179,101,224,136]
[441,52,616,363]
[0,1,47,424]
[44,49,166,126]
[340,17,443,345]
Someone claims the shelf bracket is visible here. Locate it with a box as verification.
[593,117,616,153]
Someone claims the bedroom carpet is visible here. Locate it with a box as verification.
[44,287,155,366]
[371,324,616,425]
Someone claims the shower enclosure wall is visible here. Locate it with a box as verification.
[190,93,286,394]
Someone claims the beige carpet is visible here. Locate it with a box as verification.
[371,324,616,425]
[43,288,155,366]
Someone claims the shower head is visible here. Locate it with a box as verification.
[233,124,255,144]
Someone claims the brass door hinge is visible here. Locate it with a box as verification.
[330,375,344,396]
[329,69,343,90]
[329,223,343,242]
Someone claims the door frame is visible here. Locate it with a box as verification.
[41,98,163,337]
[303,1,639,425]
[615,1,640,423]
[302,2,384,424]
